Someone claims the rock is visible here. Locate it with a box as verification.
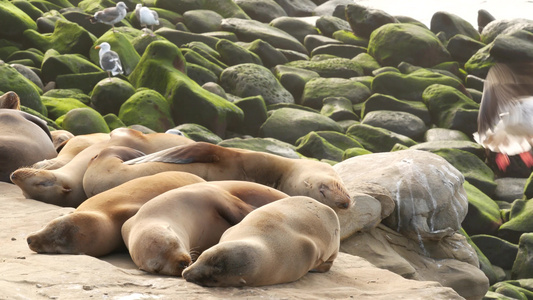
[41,95,89,120]
[430,11,480,41]
[275,0,316,16]
[345,4,398,39]
[320,96,358,121]
[286,57,364,78]
[464,43,494,79]
[446,34,486,64]
[60,107,110,135]
[0,62,44,115]
[295,131,345,161]
[272,65,320,101]
[181,48,225,77]
[490,29,533,63]
[310,44,367,59]
[10,63,44,90]
[218,137,300,158]
[230,95,268,136]
[362,93,431,125]
[372,68,467,102]
[316,15,351,38]
[424,128,471,142]
[270,16,319,44]
[103,113,126,131]
[346,123,417,152]
[23,19,94,58]
[245,39,288,69]
[182,9,223,33]
[428,148,496,196]
[234,0,287,23]
[155,0,249,19]
[259,107,343,144]
[481,18,533,44]
[464,229,504,286]
[461,181,503,236]
[0,0,37,42]
[332,30,369,47]
[304,34,341,53]
[155,27,220,49]
[351,52,380,76]
[172,123,222,144]
[422,84,479,136]
[301,77,370,109]
[7,49,44,68]
[471,234,518,270]
[498,199,533,244]
[494,178,526,203]
[216,39,262,66]
[220,18,308,54]
[512,233,533,279]
[368,23,451,68]
[186,63,218,86]
[220,63,294,106]
[10,0,43,22]
[42,88,90,106]
[118,89,175,132]
[361,110,427,140]
[201,82,228,99]
[343,147,372,159]
[477,9,495,33]
[90,78,135,116]
[41,51,101,84]
[128,40,243,138]
[55,72,109,94]
[490,281,533,300]
[410,141,485,159]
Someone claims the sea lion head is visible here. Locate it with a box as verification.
[123,222,192,276]
[182,241,256,287]
[26,212,104,255]
[302,174,353,210]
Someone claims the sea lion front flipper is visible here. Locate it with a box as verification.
[123,142,221,165]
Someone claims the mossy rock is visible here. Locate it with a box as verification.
[499,199,533,244]
[216,39,262,66]
[471,234,518,270]
[0,0,38,42]
[368,23,451,68]
[512,233,533,279]
[172,123,222,144]
[182,9,223,33]
[218,137,301,159]
[90,78,136,116]
[230,95,267,136]
[61,107,110,135]
[424,128,471,142]
[186,63,218,86]
[7,49,44,67]
[342,147,372,160]
[245,39,288,69]
[11,1,44,21]
[272,65,320,102]
[286,57,363,78]
[103,113,126,131]
[41,51,101,83]
[55,71,110,94]
[422,83,479,136]
[23,19,95,58]
[332,30,369,47]
[41,95,90,120]
[371,68,467,102]
[295,131,345,162]
[320,96,358,121]
[42,88,91,106]
[345,123,417,152]
[118,89,175,133]
[361,93,431,125]
[181,48,225,76]
[460,181,502,236]
[0,62,44,114]
[20,105,59,130]
[155,27,220,48]
[128,40,243,137]
[301,77,371,109]
[464,44,494,78]
[155,0,249,19]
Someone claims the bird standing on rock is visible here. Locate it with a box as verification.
[135,4,159,35]
[95,42,123,81]
[89,2,128,33]
[474,62,533,171]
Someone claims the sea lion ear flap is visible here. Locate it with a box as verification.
[167,142,221,163]
[0,91,21,110]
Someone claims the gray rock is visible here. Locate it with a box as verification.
[270,16,319,44]
[303,34,341,52]
[362,110,427,140]
[218,137,301,158]
[234,0,287,23]
[286,57,364,78]
[310,44,367,59]
[220,63,294,105]
[10,63,44,90]
[471,234,518,270]
[275,0,316,17]
[494,178,527,203]
[424,128,471,142]
[245,39,288,69]
[512,233,533,279]
[320,96,358,121]
[430,11,480,41]
[345,4,398,39]
[182,9,223,33]
[362,93,431,125]
[301,77,371,109]
[315,15,351,37]
[272,65,320,101]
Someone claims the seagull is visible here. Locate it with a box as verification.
[135,4,159,35]
[95,42,123,81]
[473,62,533,171]
[89,2,128,33]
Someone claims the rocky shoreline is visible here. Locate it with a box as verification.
[2,0,533,299]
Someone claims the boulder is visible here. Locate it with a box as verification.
[362,93,431,125]
[346,123,417,152]
[471,235,518,270]
[234,0,287,23]
[301,77,371,109]
[316,15,351,38]
[494,178,526,203]
[275,0,316,17]
[41,51,101,83]
[446,34,486,64]
[118,89,174,132]
[218,137,300,159]
[154,0,249,19]
[41,95,89,120]
[498,199,533,244]
[182,9,223,33]
[361,110,427,140]
[216,39,262,66]
[91,31,142,76]
[172,123,222,144]
[430,11,480,41]
[230,95,268,136]
[0,0,37,42]
[272,65,320,101]
[286,57,364,78]
[490,30,533,63]
[90,78,136,116]
[424,128,471,142]
[61,107,110,135]
[270,16,319,44]
[245,39,288,69]
[0,62,44,114]
[320,96,358,121]
[512,233,533,279]
[345,4,398,39]
[461,182,503,236]
[295,131,345,161]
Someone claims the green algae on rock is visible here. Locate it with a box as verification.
[61,107,110,135]
[118,89,175,133]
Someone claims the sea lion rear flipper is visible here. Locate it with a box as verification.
[124,142,221,165]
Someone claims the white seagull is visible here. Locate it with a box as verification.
[95,42,123,81]
[89,2,128,33]
[474,62,533,171]
[135,4,159,35]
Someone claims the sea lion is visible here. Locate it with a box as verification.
[32,132,110,170]
[182,196,340,287]
[10,127,195,207]
[50,130,75,150]
[123,142,352,210]
[0,92,57,182]
[26,171,206,257]
[121,181,290,276]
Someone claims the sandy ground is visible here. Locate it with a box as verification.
[0,182,464,300]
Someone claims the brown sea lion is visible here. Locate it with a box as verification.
[0,92,57,182]
[32,132,110,170]
[182,196,340,287]
[121,181,290,276]
[50,130,75,150]
[123,142,352,210]
[26,171,206,257]
[10,127,195,207]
